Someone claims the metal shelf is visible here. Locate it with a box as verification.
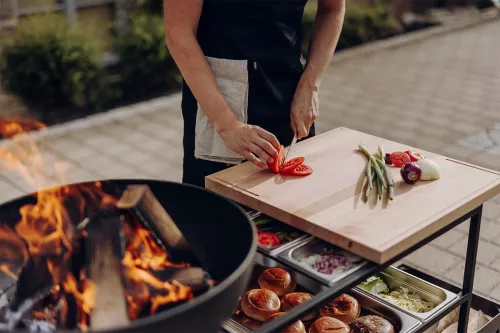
[249,205,494,333]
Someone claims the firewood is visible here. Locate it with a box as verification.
[86,211,129,330]
[116,185,189,251]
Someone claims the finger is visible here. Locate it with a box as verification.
[296,120,308,140]
[249,143,273,164]
[256,127,280,150]
[290,114,297,135]
[243,151,266,169]
[254,138,277,160]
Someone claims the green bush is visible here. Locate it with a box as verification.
[113,13,180,100]
[0,14,103,109]
[302,1,401,54]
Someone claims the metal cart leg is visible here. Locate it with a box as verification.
[458,205,482,333]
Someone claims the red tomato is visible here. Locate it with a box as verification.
[405,150,425,162]
[280,157,305,174]
[258,232,281,247]
[289,164,313,177]
[267,145,285,173]
[390,152,411,168]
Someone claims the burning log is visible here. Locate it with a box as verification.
[158,267,214,293]
[86,211,129,330]
[117,185,190,252]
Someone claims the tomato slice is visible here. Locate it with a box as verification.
[267,145,285,173]
[280,157,305,174]
[289,164,313,177]
[258,232,281,247]
[390,152,411,168]
[405,150,425,162]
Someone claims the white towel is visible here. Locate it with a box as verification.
[194,57,249,164]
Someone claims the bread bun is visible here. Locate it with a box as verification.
[236,314,263,330]
[319,293,360,324]
[264,312,306,333]
[309,317,350,333]
[350,315,395,333]
[241,289,281,321]
[258,268,297,296]
[281,292,318,322]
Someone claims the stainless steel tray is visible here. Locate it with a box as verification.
[249,212,309,256]
[222,252,326,333]
[277,237,368,285]
[354,266,458,322]
[222,271,421,333]
[350,289,422,333]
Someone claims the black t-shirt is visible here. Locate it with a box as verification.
[184,0,308,117]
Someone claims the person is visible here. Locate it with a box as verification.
[164,0,346,187]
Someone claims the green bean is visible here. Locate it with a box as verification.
[375,158,395,201]
[377,175,383,200]
[359,144,387,188]
[366,157,373,189]
[388,186,395,201]
[378,145,385,161]
[376,158,394,187]
[365,179,371,202]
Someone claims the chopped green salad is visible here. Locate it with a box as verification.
[358,276,435,313]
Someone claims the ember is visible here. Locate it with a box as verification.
[0,118,213,331]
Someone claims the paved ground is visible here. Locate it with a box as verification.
[1,13,500,302]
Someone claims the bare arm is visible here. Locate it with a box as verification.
[164,0,233,131]
[291,0,345,138]
[302,0,345,90]
[164,0,279,167]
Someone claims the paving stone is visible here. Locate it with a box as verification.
[65,168,99,183]
[403,244,462,275]
[79,155,121,171]
[442,144,477,160]
[490,258,500,272]
[135,159,173,177]
[94,164,137,179]
[489,284,500,303]
[478,219,500,244]
[0,179,26,204]
[483,202,500,220]
[450,236,500,266]
[431,229,467,249]
[81,134,119,149]
[117,150,154,165]
[63,146,98,162]
[444,262,500,295]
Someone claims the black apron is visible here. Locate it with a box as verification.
[182,0,315,187]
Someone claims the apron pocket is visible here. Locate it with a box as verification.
[195,57,249,164]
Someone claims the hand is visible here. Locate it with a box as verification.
[218,119,280,168]
[290,83,319,139]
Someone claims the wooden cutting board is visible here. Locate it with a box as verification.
[206,127,500,264]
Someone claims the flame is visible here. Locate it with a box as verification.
[0,117,197,328]
[0,117,45,139]
[121,215,193,319]
[0,226,30,279]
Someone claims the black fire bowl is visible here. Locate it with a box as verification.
[0,179,257,333]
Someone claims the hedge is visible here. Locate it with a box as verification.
[0,14,104,109]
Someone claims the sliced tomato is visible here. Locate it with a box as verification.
[289,164,313,177]
[267,145,285,173]
[405,150,425,162]
[280,157,305,174]
[390,152,411,168]
[258,232,281,247]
